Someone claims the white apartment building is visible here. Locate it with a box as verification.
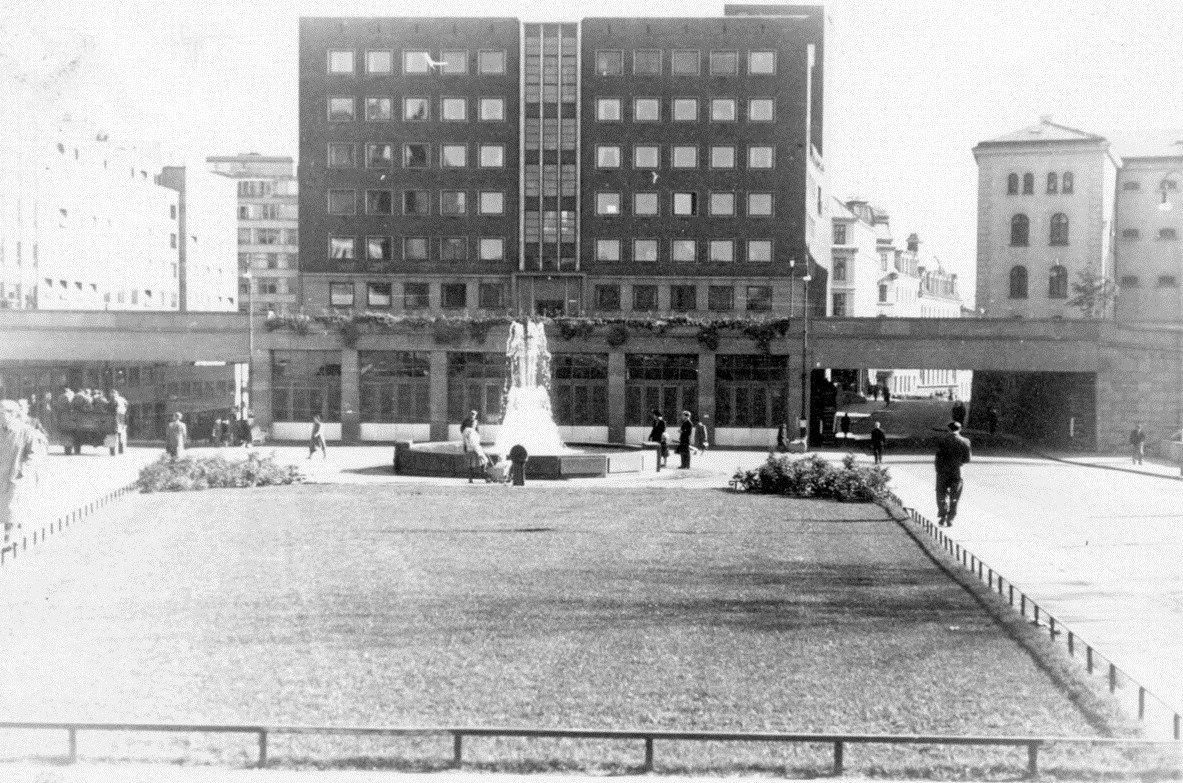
[160,165,240,312]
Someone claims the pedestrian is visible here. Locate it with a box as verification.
[212,419,223,446]
[870,421,886,464]
[986,404,999,435]
[776,422,790,452]
[934,421,972,527]
[951,398,967,427]
[1,400,38,547]
[1129,423,1146,465]
[238,416,253,448]
[462,420,488,482]
[692,414,709,454]
[840,411,852,441]
[649,409,667,471]
[677,410,693,469]
[309,415,328,459]
[165,412,188,460]
[508,443,529,486]
[882,386,892,407]
[871,383,880,401]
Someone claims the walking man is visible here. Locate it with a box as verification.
[309,415,328,459]
[870,421,886,464]
[648,409,667,471]
[934,421,972,527]
[677,410,693,469]
[692,414,709,455]
[1129,423,1146,465]
[882,386,892,407]
[1,400,37,547]
[165,412,188,460]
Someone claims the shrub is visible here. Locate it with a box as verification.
[732,453,889,502]
[137,451,305,493]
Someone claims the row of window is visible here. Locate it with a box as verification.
[327,49,507,76]
[1007,172,1075,195]
[1007,265,1069,299]
[1119,274,1178,288]
[593,49,777,77]
[595,96,775,123]
[1121,227,1178,240]
[326,95,506,123]
[594,144,774,170]
[328,142,507,173]
[328,189,507,217]
[237,180,298,197]
[330,236,506,262]
[238,228,299,246]
[238,203,298,221]
[591,238,776,263]
[1009,213,1070,246]
[1123,179,1177,192]
[594,191,774,218]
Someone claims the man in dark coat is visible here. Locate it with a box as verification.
[1129,424,1146,465]
[934,421,972,527]
[951,399,967,426]
[870,421,886,464]
[648,409,666,470]
[677,410,693,469]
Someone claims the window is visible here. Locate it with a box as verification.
[327,143,355,167]
[1062,172,1074,194]
[673,192,698,216]
[634,49,661,75]
[1120,275,1139,288]
[479,283,506,309]
[671,49,700,75]
[746,285,772,311]
[673,98,698,121]
[1048,265,1068,298]
[1160,228,1179,240]
[366,143,393,168]
[366,190,393,215]
[633,284,658,310]
[441,283,467,308]
[1122,180,1140,191]
[597,192,621,215]
[327,97,354,121]
[671,284,697,311]
[440,50,467,74]
[366,97,392,121]
[440,191,467,216]
[366,50,392,74]
[711,146,735,169]
[597,98,622,121]
[441,238,467,261]
[1009,265,1028,298]
[597,145,622,168]
[634,193,658,216]
[404,282,429,309]
[709,240,734,262]
[479,97,504,121]
[747,240,772,262]
[710,98,736,121]
[329,236,355,259]
[748,146,774,168]
[833,223,847,244]
[328,50,354,74]
[878,284,888,303]
[595,284,621,310]
[748,50,776,74]
[709,192,735,216]
[832,292,848,317]
[634,240,658,262]
[634,145,659,169]
[403,190,430,216]
[1166,180,1179,190]
[1049,213,1069,245]
[367,282,392,307]
[1022,173,1034,194]
[708,286,734,311]
[329,282,354,307]
[595,239,621,261]
[441,144,467,167]
[1010,214,1029,246]
[1122,228,1140,239]
[479,144,505,168]
[634,97,660,122]
[403,97,429,121]
[672,146,697,168]
[478,50,505,74]
[478,238,504,261]
[441,97,467,121]
[1007,173,1019,195]
[596,50,623,76]
[672,240,697,263]
[327,189,355,214]
[748,193,773,216]
[748,98,774,121]
[403,237,429,261]
[1158,275,1178,288]
[367,237,392,261]
[710,50,738,75]
[403,143,428,168]
[404,51,431,73]
[479,191,504,215]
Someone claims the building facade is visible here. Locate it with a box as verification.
[159,165,240,312]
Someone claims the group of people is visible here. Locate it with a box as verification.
[1,399,49,546]
[458,411,529,485]
[648,410,708,470]
[58,387,128,414]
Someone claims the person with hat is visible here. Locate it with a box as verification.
[934,420,972,527]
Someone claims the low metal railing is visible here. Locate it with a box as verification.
[0,483,136,565]
[0,720,1177,775]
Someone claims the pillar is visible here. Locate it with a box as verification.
[429,350,450,441]
[249,338,272,431]
[697,351,716,438]
[607,350,627,443]
[340,348,360,443]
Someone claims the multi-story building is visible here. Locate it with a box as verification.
[159,165,239,312]
[828,198,880,318]
[207,154,301,314]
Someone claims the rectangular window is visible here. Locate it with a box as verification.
[634,192,658,216]
[597,192,621,216]
[328,50,354,74]
[441,97,467,121]
[634,145,660,169]
[1122,181,1141,191]
[329,236,355,259]
[479,283,506,309]
[359,351,431,423]
[1120,275,1139,287]
[747,239,772,262]
[749,50,776,74]
[672,240,696,263]
[1159,228,1178,240]
[833,223,848,244]
[595,239,621,261]
[478,50,506,74]
[1158,275,1178,287]
[634,240,658,263]
[366,50,392,74]
[329,282,355,307]
[633,284,658,310]
[673,98,698,121]
[634,49,662,75]
[597,98,622,121]
[366,97,392,121]
[708,285,734,311]
[709,192,735,216]
[710,146,735,169]
[1121,228,1140,239]
[440,191,467,216]
[672,145,698,168]
[595,284,621,311]
[748,193,773,216]
[366,143,394,168]
[748,146,775,169]
[879,284,889,303]
[710,50,739,75]
[709,240,734,262]
[479,144,505,168]
[441,144,467,167]
[597,145,621,168]
[832,293,847,317]
[748,98,774,121]
[833,258,847,281]
[595,50,624,76]
[479,97,505,121]
[671,50,699,75]
[673,192,698,216]
[441,282,467,308]
[404,97,429,121]
[634,97,660,121]
[479,191,504,215]
[367,282,392,307]
[478,238,504,261]
[710,98,737,121]
[403,50,431,73]
[403,143,429,168]
[440,50,468,74]
[403,237,429,261]
[327,143,356,167]
[746,285,772,311]
[404,282,429,308]
[327,189,356,214]
[367,236,392,261]
[441,238,467,261]
[327,97,354,122]
[403,190,430,216]
[366,190,393,215]
[671,284,697,311]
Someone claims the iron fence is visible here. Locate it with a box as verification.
[1,483,136,565]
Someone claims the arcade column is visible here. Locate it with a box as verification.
[696,351,716,434]
[340,348,361,443]
[429,350,450,441]
[607,351,627,444]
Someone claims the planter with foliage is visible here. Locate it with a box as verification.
[732,453,890,502]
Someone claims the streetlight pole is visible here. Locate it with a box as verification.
[244,268,254,420]
[1158,174,1183,476]
[799,272,813,446]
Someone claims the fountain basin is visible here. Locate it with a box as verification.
[393,441,646,479]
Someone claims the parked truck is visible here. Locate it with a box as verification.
[56,408,127,455]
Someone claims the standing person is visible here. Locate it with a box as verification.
[308,415,328,459]
[951,398,967,427]
[840,411,852,441]
[870,421,887,464]
[871,383,880,401]
[677,410,693,469]
[882,385,892,407]
[776,422,790,452]
[986,404,1000,435]
[692,414,709,454]
[934,421,972,527]
[462,421,488,482]
[1,400,37,547]
[648,409,667,471]
[1129,424,1146,465]
[165,412,188,460]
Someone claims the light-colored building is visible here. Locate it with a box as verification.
[207,154,300,315]
[829,198,880,317]
[160,165,240,312]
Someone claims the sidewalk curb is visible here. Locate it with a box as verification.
[1034,452,1183,482]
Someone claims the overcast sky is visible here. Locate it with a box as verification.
[13,0,1183,301]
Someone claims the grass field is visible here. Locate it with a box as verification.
[0,484,1157,776]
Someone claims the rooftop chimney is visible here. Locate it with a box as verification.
[1039,114,1053,124]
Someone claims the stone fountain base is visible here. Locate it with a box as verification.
[393,441,646,480]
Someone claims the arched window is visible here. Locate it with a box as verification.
[1022,173,1034,194]
[1010,265,1028,299]
[1010,213,1029,246]
[1047,172,1058,193]
[1062,172,1074,194]
[1007,173,1019,195]
[1050,213,1069,245]
[1048,265,1068,298]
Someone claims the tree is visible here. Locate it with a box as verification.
[1067,265,1119,319]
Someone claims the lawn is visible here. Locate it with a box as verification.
[0,484,1153,776]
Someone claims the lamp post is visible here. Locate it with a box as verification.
[799,272,813,445]
[243,268,254,419]
[1158,173,1183,476]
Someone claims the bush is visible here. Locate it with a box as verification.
[732,453,890,502]
[137,451,305,493]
